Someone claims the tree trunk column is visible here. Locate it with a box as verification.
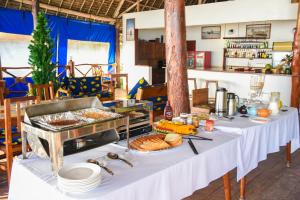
[165,0,190,116]
[32,0,40,29]
[291,1,300,109]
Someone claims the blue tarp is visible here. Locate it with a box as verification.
[0,8,116,97]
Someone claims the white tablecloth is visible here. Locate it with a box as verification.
[9,132,239,200]
[212,107,299,180]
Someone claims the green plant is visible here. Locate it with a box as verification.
[28,12,56,85]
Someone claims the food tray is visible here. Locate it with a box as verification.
[30,108,123,131]
[74,108,122,122]
[30,111,88,131]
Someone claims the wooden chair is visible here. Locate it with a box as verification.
[205,80,219,104]
[0,96,39,185]
[136,84,167,122]
[28,81,55,101]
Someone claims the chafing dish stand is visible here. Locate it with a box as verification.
[21,97,129,174]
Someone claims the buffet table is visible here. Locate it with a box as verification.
[211,107,299,199]
[9,131,239,200]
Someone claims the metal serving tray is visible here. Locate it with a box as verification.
[21,97,129,174]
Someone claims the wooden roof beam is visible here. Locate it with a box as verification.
[142,0,150,11]
[126,0,158,10]
[113,0,126,18]
[105,0,115,16]
[13,0,116,23]
[118,0,143,17]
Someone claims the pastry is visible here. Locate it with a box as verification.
[82,112,110,119]
[164,133,182,147]
[129,133,182,151]
[48,119,79,126]
[155,120,197,135]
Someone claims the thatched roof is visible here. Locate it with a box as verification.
[0,0,231,25]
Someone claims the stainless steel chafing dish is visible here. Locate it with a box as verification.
[21,97,129,173]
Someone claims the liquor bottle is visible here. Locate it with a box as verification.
[164,101,173,121]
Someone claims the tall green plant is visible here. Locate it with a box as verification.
[28,12,56,85]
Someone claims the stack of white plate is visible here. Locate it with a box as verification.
[57,163,101,194]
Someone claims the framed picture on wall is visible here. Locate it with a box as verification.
[126,18,135,41]
[201,26,221,39]
[246,24,271,38]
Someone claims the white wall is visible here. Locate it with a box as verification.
[121,0,298,88]
[137,20,296,67]
[124,0,297,29]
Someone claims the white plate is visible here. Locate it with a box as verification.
[57,163,102,194]
[249,117,271,124]
[58,163,101,183]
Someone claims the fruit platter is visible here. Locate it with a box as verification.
[154,120,197,135]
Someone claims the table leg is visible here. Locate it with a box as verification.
[286,141,291,168]
[223,172,231,200]
[239,177,246,200]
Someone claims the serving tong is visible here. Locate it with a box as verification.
[182,135,213,141]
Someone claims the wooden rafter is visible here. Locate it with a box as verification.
[105,0,115,16]
[151,0,158,7]
[13,0,116,23]
[126,0,158,10]
[96,0,105,16]
[80,0,87,11]
[5,0,9,7]
[113,0,126,18]
[158,0,164,9]
[88,0,95,13]
[142,0,150,11]
[118,0,143,17]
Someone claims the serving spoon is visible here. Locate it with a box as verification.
[87,159,114,175]
[107,152,133,167]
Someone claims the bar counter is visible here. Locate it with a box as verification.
[187,68,292,106]
[188,68,291,77]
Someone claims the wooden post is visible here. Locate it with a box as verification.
[223,173,232,200]
[32,0,40,29]
[165,0,190,116]
[291,1,300,109]
[116,21,121,88]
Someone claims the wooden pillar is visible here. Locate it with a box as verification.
[115,21,121,87]
[32,0,40,29]
[165,0,190,116]
[291,1,300,109]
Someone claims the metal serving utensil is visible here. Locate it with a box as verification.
[87,159,114,175]
[107,152,133,167]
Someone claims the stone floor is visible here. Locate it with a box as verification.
[0,148,299,200]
